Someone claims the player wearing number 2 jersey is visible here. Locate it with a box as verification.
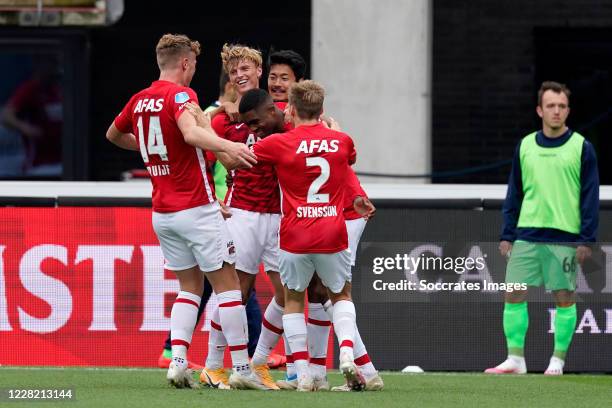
[238,88,382,391]
[265,50,382,391]
[252,80,373,391]
[105,34,263,391]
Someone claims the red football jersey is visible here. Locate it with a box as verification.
[274,101,294,132]
[114,80,215,213]
[211,112,280,213]
[344,167,368,220]
[253,123,358,253]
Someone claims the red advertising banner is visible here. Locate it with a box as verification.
[0,207,333,367]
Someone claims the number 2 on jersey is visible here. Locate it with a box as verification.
[306,157,330,203]
[137,116,168,163]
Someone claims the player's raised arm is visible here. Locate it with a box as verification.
[184,101,211,127]
[178,110,256,169]
[182,101,240,169]
[250,135,278,165]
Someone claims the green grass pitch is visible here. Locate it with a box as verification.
[0,367,610,407]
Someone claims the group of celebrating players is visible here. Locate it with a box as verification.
[106,33,384,392]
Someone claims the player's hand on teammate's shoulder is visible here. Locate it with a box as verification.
[283,105,293,126]
[320,115,341,131]
[576,245,592,265]
[328,117,341,131]
[185,102,210,128]
[221,101,240,122]
[354,196,376,220]
[225,141,257,169]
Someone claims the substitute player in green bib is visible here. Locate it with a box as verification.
[485,81,599,376]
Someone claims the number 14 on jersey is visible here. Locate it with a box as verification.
[137,116,168,162]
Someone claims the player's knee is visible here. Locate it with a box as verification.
[328,292,350,304]
[236,271,255,304]
[273,293,285,307]
[553,289,575,306]
[179,282,204,296]
[207,262,240,293]
[284,289,306,313]
[272,282,285,306]
[504,289,528,303]
[327,281,352,304]
[174,266,204,294]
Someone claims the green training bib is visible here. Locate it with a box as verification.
[517,131,584,234]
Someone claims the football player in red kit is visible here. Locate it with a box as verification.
[252,81,374,391]
[106,34,262,390]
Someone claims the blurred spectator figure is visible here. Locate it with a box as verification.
[1,55,63,176]
[0,126,25,177]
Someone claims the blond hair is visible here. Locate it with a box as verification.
[156,34,201,70]
[220,43,262,74]
[289,80,325,120]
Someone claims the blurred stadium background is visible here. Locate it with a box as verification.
[0,0,611,392]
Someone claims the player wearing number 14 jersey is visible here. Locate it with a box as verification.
[106,34,262,390]
[252,80,374,391]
